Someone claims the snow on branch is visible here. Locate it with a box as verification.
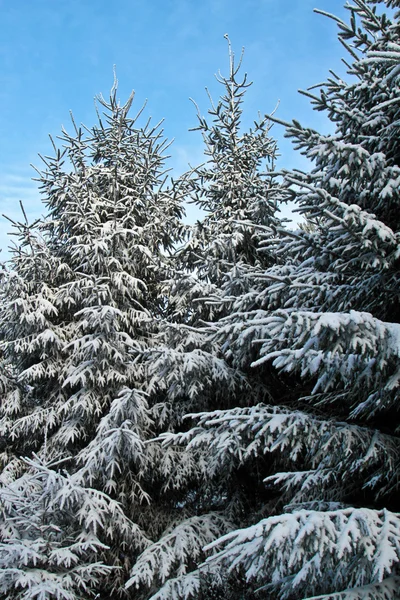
[126,514,232,592]
[160,404,399,502]
[247,309,400,414]
[204,508,400,599]
[305,576,400,599]
[0,457,149,599]
[283,175,400,272]
[146,571,201,600]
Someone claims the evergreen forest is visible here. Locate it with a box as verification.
[0,0,399,598]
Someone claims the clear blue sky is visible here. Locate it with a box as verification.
[0,0,350,257]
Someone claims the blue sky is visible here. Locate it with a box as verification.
[0,0,350,257]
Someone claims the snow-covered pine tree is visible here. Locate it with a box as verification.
[170,37,285,325]
[148,42,288,428]
[0,79,185,597]
[125,46,289,600]
[148,1,400,599]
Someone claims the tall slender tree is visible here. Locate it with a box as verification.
[127,45,287,600]
[170,38,285,325]
[0,79,185,598]
[150,41,287,428]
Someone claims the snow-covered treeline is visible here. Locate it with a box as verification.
[0,1,399,598]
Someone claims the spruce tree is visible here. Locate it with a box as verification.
[170,38,285,325]
[147,1,400,598]
[0,80,184,598]
[150,42,286,426]
[126,46,287,600]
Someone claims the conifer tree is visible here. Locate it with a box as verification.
[0,79,184,597]
[149,1,400,598]
[170,38,285,325]
[127,46,287,600]
[151,42,286,427]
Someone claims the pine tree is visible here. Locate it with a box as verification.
[126,46,287,600]
[170,38,285,325]
[146,1,400,598]
[150,41,286,425]
[0,79,185,597]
